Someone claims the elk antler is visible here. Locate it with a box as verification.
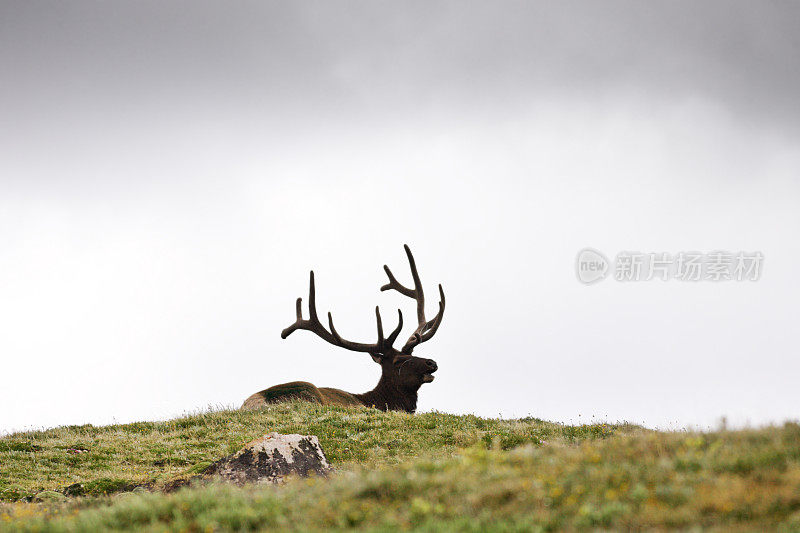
[282,271,404,355]
[381,244,445,354]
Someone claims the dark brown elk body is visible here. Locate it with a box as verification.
[241,245,445,413]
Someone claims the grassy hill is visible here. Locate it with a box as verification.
[1,404,799,531]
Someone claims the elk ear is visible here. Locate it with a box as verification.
[370,353,382,363]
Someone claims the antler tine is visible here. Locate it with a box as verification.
[385,309,404,347]
[380,265,415,298]
[381,245,425,322]
[281,298,303,339]
[307,270,319,322]
[280,297,304,339]
[403,244,426,324]
[419,284,445,342]
[382,245,446,354]
[282,271,336,344]
[375,306,384,345]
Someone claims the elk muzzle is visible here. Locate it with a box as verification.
[422,359,438,383]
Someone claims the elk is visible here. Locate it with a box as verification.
[241,245,445,413]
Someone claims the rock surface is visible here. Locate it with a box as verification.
[205,432,330,484]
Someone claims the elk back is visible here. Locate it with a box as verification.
[240,381,363,410]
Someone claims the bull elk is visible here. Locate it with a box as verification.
[241,245,445,413]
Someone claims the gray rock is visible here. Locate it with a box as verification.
[206,432,330,484]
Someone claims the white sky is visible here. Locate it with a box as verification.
[2,1,799,433]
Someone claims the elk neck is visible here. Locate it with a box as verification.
[354,370,418,413]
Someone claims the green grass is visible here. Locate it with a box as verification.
[1,403,800,531]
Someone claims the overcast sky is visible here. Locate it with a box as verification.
[2,1,799,434]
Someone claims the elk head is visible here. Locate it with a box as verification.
[281,245,445,412]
